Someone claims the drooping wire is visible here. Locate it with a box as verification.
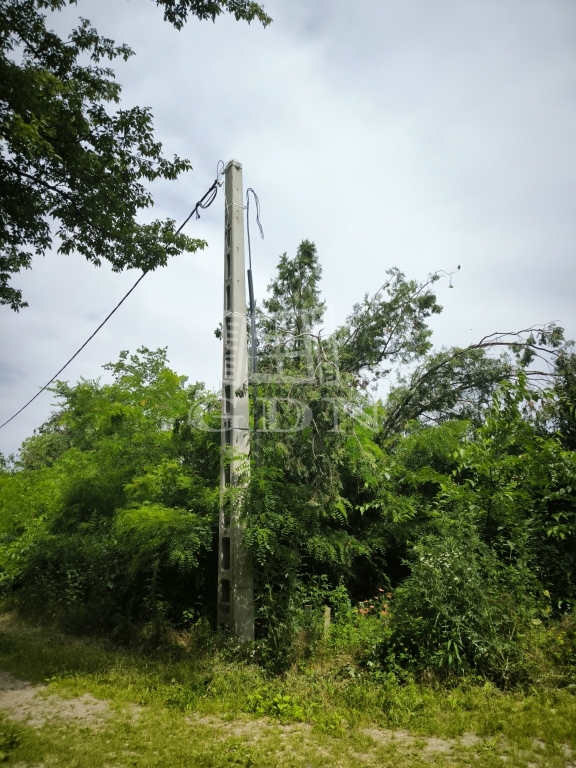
[246,187,263,275]
[245,188,264,466]
[0,164,225,431]
[245,188,263,376]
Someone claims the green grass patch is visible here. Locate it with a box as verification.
[0,614,575,767]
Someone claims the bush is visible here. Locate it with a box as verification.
[384,522,539,686]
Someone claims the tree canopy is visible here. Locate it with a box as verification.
[0,0,270,310]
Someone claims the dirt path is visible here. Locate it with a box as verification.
[0,670,109,729]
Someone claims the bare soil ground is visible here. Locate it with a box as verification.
[0,670,109,729]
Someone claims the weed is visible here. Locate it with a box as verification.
[0,716,20,762]
[248,692,305,722]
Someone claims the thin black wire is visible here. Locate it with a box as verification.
[0,165,225,431]
[246,187,263,274]
[245,188,264,466]
[245,188,263,377]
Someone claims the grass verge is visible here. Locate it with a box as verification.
[0,614,575,766]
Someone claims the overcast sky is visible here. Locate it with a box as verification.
[1,0,576,455]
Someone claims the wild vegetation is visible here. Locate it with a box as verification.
[0,612,575,767]
[1,242,575,698]
[3,2,576,765]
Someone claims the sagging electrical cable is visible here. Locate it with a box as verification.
[245,187,263,375]
[0,164,225,431]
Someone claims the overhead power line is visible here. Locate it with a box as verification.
[0,166,224,431]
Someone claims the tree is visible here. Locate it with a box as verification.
[260,240,326,357]
[152,0,271,28]
[0,0,271,310]
[0,347,222,631]
[334,268,442,386]
[241,244,574,662]
[552,349,576,450]
[382,326,567,436]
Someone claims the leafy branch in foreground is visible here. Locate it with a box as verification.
[152,0,272,28]
[1,0,270,309]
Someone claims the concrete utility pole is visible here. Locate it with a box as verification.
[217,160,255,641]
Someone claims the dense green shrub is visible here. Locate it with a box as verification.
[384,523,536,686]
[0,348,221,635]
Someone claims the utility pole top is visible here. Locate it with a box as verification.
[225,159,243,171]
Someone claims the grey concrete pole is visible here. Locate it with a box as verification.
[217,160,255,641]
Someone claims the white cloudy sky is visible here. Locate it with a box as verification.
[1,0,576,455]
